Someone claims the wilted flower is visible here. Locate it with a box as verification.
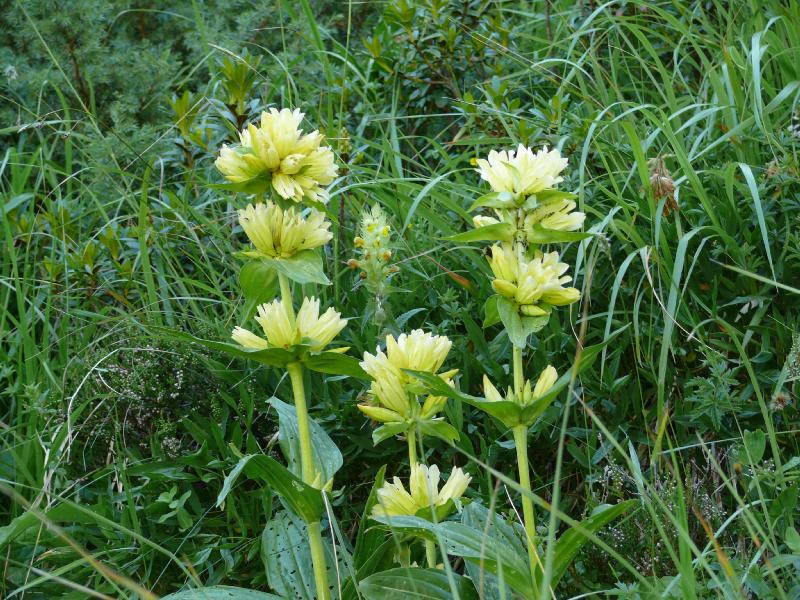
[488,245,580,316]
[359,330,456,422]
[477,144,568,200]
[238,202,332,259]
[483,365,558,406]
[231,297,346,352]
[371,463,471,519]
[215,108,338,202]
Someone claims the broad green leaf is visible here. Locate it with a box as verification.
[220,454,323,522]
[239,260,278,319]
[483,294,500,328]
[525,189,578,205]
[372,422,410,445]
[270,397,343,482]
[418,419,460,443]
[549,500,636,588]
[437,522,533,597]
[262,249,330,285]
[462,503,526,600]
[741,429,766,465]
[467,191,516,211]
[496,296,530,348]
[305,351,368,378]
[445,222,514,243]
[785,526,800,554]
[161,586,282,600]
[153,326,297,368]
[262,511,339,600]
[360,567,478,599]
[527,224,592,245]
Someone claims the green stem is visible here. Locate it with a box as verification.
[287,361,331,600]
[513,345,524,396]
[287,362,314,483]
[513,424,540,587]
[307,520,332,600]
[425,539,437,568]
[407,427,417,465]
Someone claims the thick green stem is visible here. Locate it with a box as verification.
[425,539,437,568]
[514,424,540,586]
[287,361,331,600]
[513,345,524,395]
[307,520,332,600]
[287,362,314,483]
[407,427,417,465]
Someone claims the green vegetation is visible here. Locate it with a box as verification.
[2,1,799,598]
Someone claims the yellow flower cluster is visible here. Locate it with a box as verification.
[488,245,580,316]
[232,297,346,352]
[483,365,558,406]
[358,330,456,423]
[216,108,338,202]
[371,463,471,518]
[238,202,332,259]
[349,205,397,292]
[477,144,568,200]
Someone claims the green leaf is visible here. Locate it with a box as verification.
[549,500,636,588]
[785,526,800,554]
[524,189,577,205]
[496,296,529,348]
[305,351,368,378]
[161,586,282,600]
[372,422,410,445]
[270,397,343,483]
[742,429,766,465]
[527,224,593,245]
[437,522,533,597]
[461,503,526,600]
[239,260,278,319]
[359,567,478,600]
[262,511,338,600]
[418,419,460,443]
[483,295,500,328]
[152,326,298,368]
[467,191,516,211]
[446,222,514,243]
[220,454,323,522]
[263,249,330,285]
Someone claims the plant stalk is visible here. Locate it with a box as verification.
[513,424,540,587]
[287,361,331,600]
[425,539,437,568]
[407,427,417,465]
[278,271,295,325]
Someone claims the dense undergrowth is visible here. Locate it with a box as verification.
[1,0,799,598]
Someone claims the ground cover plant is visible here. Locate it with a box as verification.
[1,0,799,598]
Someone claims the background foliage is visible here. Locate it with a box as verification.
[2,0,799,597]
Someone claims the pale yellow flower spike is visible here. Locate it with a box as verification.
[476,144,568,200]
[238,202,332,259]
[231,297,345,353]
[215,108,338,202]
[359,329,455,422]
[488,245,580,315]
[371,463,471,519]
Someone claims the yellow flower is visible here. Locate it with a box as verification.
[476,144,568,200]
[238,202,332,259]
[296,297,347,351]
[358,330,454,421]
[488,245,580,314]
[524,198,585,232]
[371,463,471,518]
[482,365,558,406]
[215,108,338,202]
[231,296,345,352]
